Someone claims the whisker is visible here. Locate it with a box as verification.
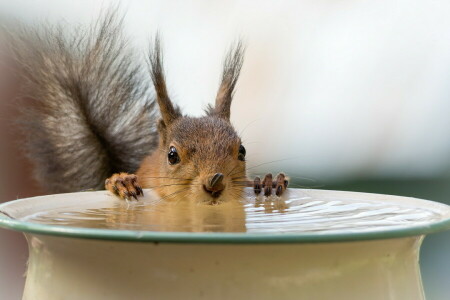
[147,183,202,189]
[159,187,191,202]
[226,165,240,177]
[230,157,299,177]
[140,175,195,181]
[240,141,262,146]
[231,180,250,184]
[154,148,172,155]
[282,175,318,182]
[286,183,324,189]
[239,118,262,137]
[232,181,252,186]
[231,174,248,178]
[229,189,248,202]
[231,174,248,180]
[175,189,193,205]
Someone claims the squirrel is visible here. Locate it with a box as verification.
[6,10,288,203]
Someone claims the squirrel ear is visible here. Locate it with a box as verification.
[208,41,245,120]
[149,35,181,125]
[157,119,168,144]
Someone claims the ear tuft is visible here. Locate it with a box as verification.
[156,118,168,144]
[207,41,245,120]
[149,35,181,125]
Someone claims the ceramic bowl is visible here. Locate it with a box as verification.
[1,188,449,300]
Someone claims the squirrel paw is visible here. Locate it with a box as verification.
[253,173,288,196]
[105,173,144,200]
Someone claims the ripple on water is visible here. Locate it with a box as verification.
[21,190,444,234]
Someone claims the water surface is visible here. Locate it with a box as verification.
[20,189,444,234]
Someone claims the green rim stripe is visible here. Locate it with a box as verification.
[1,212,450,244]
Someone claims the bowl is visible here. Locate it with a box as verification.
[1,188,449,300]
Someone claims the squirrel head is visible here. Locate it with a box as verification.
[148,37,246,203]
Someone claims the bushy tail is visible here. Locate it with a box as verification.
[7,11,158,193]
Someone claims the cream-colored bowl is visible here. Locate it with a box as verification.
[0,188,449,300]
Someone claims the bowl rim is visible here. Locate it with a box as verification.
[1,189,450,244]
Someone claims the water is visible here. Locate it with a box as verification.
[20,189,444,234]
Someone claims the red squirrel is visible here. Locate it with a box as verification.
[8,10,288,203]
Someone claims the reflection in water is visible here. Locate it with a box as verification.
[22,189,443,233]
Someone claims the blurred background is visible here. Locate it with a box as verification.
[1,0,450,299]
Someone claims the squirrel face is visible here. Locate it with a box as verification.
[143,37,246,203]
[156,116,246,203]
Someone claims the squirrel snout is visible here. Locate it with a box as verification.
[203,173,225,198]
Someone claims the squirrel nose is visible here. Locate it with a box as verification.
[203,173,225,198]
[210,173,224,189]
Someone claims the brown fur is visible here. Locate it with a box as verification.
[107,38,248,203]
[135,116,247,203]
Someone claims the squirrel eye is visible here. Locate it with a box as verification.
[168,146,180,165]
[238,144,246,161]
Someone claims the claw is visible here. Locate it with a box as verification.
[274,173,287,196]
[276,185,283,196]
[254,184,261,194]
[253,173,289,197]
[105,173,143,201]
[112,185,119,194]
[253,177,261,195]
[262,173,273,196]
[136,186,144,196]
